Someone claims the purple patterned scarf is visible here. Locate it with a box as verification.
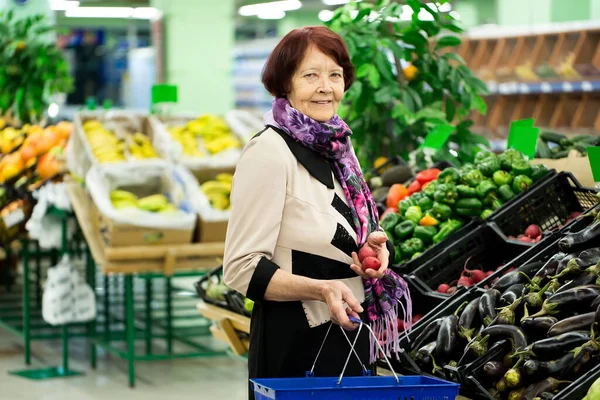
[266,97,412,363]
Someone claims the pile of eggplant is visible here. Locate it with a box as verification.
[405,217,600,400]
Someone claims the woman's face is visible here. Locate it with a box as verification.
[287,45,345,122]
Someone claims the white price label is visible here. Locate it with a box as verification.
[520,84,530,94]
[541,83,552,93]
[562,82,573,92]
[582,81,593,92]
[3,208,25,229]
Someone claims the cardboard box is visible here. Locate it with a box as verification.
[196,217,228,243]
[533,150,595,188]
[91,200,194,247]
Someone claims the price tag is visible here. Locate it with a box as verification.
[507,118,539,159]
[541,82,552,93]
[587,146,600,182]
[420,124,455,151]
[582,81,593,92]
[562,82,573,92]
[3,208,24,229]
[520,83,530,94]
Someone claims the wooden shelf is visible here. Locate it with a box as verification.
[198,302,250,356]
[456,27,600,136]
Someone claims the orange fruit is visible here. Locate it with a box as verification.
[403,65,419,81]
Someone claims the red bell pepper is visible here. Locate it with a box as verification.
[407,180,421,195]
[415,168,440,184]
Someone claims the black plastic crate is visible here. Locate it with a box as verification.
[553,363,600,400]
[194,265,231,310]
[489,171,599,242]
[407,224,533,295]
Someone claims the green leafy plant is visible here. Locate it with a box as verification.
[0,10,72,125]
[327,0,489,168]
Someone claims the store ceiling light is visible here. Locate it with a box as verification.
[318,9,334,21]
[239,0,302,17]
[257,9,286,19]
[64,6,161,19]
[49,0,79,11]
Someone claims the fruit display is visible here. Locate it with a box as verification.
[380,149,550,265]
[109,190,176,213]
[400,217,600,400]
[536,131,600,159]
[166,114,241,158]
[196,267,254,316]
[200,173,233,211]
[82,119,159,163]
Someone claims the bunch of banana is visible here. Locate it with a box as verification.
[128,132,158,159]
[557,53,580,80]
[110,190,177,213]
[204,135,241,155]
[200,173,233,211]
[515,62,538,81]
[167,126,204,157]
[83,120,126,163]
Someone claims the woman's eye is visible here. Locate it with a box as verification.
[305,73,316,78]
[331,73,342,78]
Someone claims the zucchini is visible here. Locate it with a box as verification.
[572,142,589,156]
[571,134,593,142]
[552,149,571,159]
[540,131,568,144]
[537,139,553,158]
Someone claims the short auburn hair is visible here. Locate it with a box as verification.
[261,26,355,98]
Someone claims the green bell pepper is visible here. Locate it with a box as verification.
[498,149,525,171]
[531,164,549,181]
[476,180,498,200]
[481,209,494,219]
[456,198,483,210]
[513,175,533,193]
[422,181,437,198]
[400,238,425,258]
[457,184,478,198]
[380,212,402,232]
[405,206,423,225]
[394,245,403,264]
[411,252,423,260]
[475,150,495,163]
[433,219,463,243]
[460,163,475,174]
[414,225,438,245]
[498,184,515,201]
[411,191,425,202]
[399,197,416,216]
[477,156,501,177]
[438,168,460,184]
[511,159,533,177]
[456,207,482,217]
[431,202,452,220]
[417,196,433,212]
[491,197,503,210]
[504,148,525,160]
[394,220,416,240]
[463,169,485,187]
[433,183,459,206]
[492,170,513,187]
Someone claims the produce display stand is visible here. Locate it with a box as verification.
[65,182,227,387]
[196,302,250,357]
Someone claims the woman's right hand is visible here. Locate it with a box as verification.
[320,281,363,331]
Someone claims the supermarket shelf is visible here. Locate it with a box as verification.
[486,80,600,95]
[235,99,272,108]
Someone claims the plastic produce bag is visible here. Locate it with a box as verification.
[178,164,230,223]
[86,162,198,230]
[26,182,75,250]
[42,255,96,325]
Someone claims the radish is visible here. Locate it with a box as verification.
[458,276,474,287]
[525,224,542,239]
[358,246,378,262]
[397,319,405,331]
[362,256,381,271]
[437,283,450,293]
[446,286,457,295]
[486,270,494,277]
[413,314,422,323]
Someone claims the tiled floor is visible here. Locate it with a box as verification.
[0,328,249,400]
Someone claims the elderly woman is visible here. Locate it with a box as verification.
[223,26,411,397]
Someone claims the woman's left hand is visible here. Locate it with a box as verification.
[350,231,389,280]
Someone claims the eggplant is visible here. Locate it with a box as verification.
[523,352,575,379]
[458,298,480,341]
[517,260,546,276]
[559,221,600,251]
[591,295,600,311]
[555,262,600,293]
[525,281,554,309]
[436,315,459,360]
[528,331,591,360]
[559,337,600,381]
[483,361,506,379]
[539,393,554,400]
[480,289,501,326]
[410,317,443,354]
[414,341,436,369]
[481,324,528,353]
[508,388,525,400]
[596,302,600,323]
[504,367,522,388]
[522,377,570,400]
[494,261,545,292]
[547,312,595,336]
[530,253,566,287]
[530,285,600,317]
[521,316,558,336]
[495,297,525,326]
[502,284,526,306]
[552,253,576,277]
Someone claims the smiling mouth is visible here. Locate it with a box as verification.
[312,101,332,105]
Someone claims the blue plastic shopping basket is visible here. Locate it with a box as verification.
[250,317,460,399]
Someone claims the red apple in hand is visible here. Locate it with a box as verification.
[358,246,378,262]
[362,256,381,271]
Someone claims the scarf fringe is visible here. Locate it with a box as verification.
[368,286,413,364]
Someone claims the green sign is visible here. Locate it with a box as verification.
[507,118,539,159]
[421,124,455,150]
[586,146,600,182]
